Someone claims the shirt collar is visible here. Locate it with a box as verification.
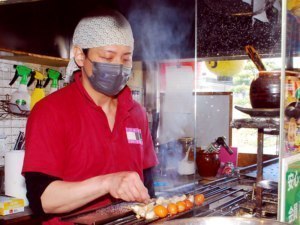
[74,71,134,111]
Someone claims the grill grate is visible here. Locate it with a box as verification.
[61,175,278,225]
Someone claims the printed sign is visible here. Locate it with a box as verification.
[285,161,300,225]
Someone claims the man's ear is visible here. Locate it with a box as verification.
[73,46,85,67]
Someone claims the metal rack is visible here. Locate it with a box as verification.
[0,95,30,119]
[231,116,279,216]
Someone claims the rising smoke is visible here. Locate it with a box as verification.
[127,0,195,61]
[126,0,196,175]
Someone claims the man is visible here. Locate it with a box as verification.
[22,9,158,225]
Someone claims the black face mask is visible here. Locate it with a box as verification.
[86,60,132,96]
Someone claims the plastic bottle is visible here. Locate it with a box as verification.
[27,71,46,109]
[43,68,62,94]
[9,65,33,114]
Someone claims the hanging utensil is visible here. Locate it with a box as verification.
[13,131,24,150]
[245,45,266,71]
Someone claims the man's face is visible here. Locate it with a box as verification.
[83,45,133,76]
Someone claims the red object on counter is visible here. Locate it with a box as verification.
[219,146,238,167]
[196,150,220,177]
[222,162,235,176]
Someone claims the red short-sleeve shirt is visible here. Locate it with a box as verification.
[22,72,158,224]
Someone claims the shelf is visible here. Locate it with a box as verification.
[0,48,69,67]
[231,117,280,130]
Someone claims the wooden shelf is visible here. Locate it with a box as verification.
[0,48,69,67]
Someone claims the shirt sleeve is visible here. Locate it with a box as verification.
[24,172,61,216]
[22,100,66,178]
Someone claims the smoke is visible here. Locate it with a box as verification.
[127,0,195,61]
[125,0,196,176]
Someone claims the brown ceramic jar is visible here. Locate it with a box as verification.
[250,71,281,108]
[196,150,220,177]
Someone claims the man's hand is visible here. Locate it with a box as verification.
[103,172,150,203]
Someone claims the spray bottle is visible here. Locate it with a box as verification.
[43,68,62,94]
[9,65,33,113]
[27,71,46,110]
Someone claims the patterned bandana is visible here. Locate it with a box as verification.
[65,10,134,82]
[73,10,134,49]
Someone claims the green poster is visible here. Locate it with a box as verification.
[285,161,300,224]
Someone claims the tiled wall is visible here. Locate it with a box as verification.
[0,59,65,166]
[0,59,143,166]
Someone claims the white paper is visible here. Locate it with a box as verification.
[5,150,28,206]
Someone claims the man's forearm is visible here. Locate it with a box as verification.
[41,175,109,213]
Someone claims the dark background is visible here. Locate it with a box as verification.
[0,0,281,60]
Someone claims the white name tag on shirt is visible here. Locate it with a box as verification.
[126,128,143,144]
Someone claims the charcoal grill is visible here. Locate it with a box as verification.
[61,171,279,225]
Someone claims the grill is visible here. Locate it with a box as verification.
[61,160,278,225]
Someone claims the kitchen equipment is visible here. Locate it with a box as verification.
[13,131,24,150]
[61,202,134,225]
[8,65,33,114]
[196,137,233,177]
[245,45,266,71]
[178,137,194,159]
[235,105,280,117]
[177,146,195,175]
[155,217,289,225]
[257,180,278,190]
[222,162,235,176]
[245,45,279,109]
[27,70,46,109]
[13,131,25,150]
[61,161,280,224]
[43,68,62,94]
[246,44,300,109]
[250,70,300,109]
[215,136,233,155]
[204,136,233,155]
[250,71,281,108]
[196,149,220,177]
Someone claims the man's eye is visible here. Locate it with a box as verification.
[123,58,132,63]
[101,57,112,61]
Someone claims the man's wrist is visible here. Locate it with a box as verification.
[97,174,111,195]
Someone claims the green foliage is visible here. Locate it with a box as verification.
[234,97,249,106]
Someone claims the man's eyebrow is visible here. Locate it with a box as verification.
[100,50,116,54]
[101,50,131,53]
[99,50,132,56]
